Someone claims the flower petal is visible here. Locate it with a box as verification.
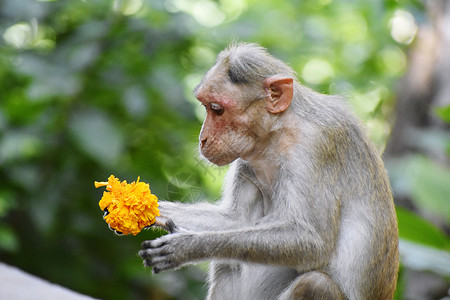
[94,181,108,188]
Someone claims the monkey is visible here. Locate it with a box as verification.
[139,43,399,300]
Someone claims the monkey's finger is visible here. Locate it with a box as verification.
[107,224,124,236]
[142,253,171,268]
[139,247,172,258]
[141,238,167,249]
[142,253,175,272]
[152,260,177,274]
[153,216,178,233]
[139,246,171,259]
[165,218,178,233]
[139,249,153,259]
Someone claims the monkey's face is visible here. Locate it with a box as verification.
[196,84,267,166]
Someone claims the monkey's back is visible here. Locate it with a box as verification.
[309,94,399,299]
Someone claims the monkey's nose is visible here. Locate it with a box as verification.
[201,138,207,148]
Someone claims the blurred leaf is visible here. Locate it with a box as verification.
[0,225,19,252]
[399,239,450,278]
[397,206,450,251]
[409,157,450,222]
[0,130,43,163]
[388,155,450,222]
[69,108,125,167]
[435,105,450,123]
[0,191,16,218]
[16,54,81,100]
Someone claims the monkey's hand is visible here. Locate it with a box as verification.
[150,215,178,233]
[139,232,198,273]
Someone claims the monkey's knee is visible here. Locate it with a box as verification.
[287,271,346,300]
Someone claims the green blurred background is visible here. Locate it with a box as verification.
[0,0,449,299]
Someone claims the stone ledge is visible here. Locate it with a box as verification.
[0,262,97,300]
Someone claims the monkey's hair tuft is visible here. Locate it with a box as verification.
[219,42,296,84]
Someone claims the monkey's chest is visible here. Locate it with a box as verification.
[240,188,270,223]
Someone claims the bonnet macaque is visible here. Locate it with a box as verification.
[139,43,399,300]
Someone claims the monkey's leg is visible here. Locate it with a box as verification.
[206,262,241,300]
[278,271,347,300]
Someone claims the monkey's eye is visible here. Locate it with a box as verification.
[210,103,224,115]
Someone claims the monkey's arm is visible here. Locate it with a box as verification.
[155,200,240,232]
[140,221,335,273]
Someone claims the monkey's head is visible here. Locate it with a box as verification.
[194,43,295,166]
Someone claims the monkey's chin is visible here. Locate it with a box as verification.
[201,152,238,166]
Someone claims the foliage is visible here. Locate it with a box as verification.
[436,105,450,123]
[397,206,450,251]
[0,0,448,299]
[389,155,450,223]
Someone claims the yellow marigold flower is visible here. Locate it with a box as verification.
[95,175,160,236]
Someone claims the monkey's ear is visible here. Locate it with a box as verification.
[264,77,294,114]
